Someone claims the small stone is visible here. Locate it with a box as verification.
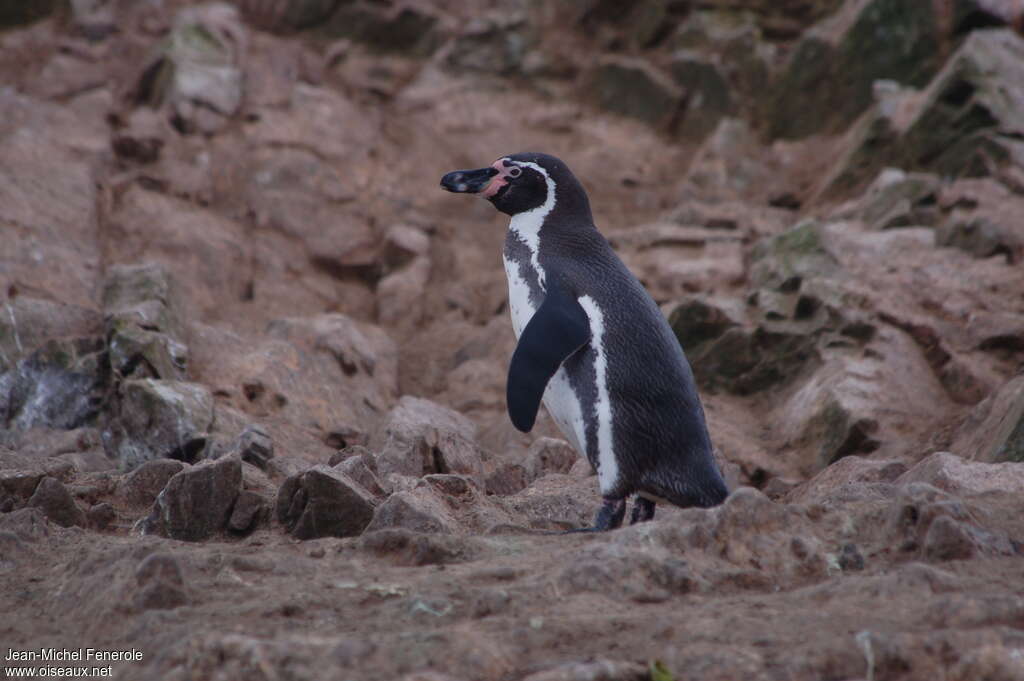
[227,490,266,534]
[838,543,865,571]
[276,465,376,540]
[237,424,274,469]
[87,502,116,531]
[27,477,86,528]
[133,553,189,611]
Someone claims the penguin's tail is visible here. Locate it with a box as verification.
[642,463,728,510]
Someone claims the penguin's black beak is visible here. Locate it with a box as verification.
[440,167,499,194]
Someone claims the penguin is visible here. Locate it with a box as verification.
[440,152,728,531]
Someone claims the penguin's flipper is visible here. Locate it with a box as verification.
[506,283,590,432]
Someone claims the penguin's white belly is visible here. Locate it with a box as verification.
[502,255,587,455]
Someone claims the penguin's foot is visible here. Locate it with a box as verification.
[562,497,626,533]
[629,496,656,525]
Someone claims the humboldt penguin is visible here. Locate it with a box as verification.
[441,152,727,530]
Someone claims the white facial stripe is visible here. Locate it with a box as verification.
[577,295,617,494]
[507,160,555,291]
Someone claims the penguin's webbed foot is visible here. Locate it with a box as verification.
[629,496,656,524]
[562,496,626,533]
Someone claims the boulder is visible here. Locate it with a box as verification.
[238,0,340,31]
[445,14,531,75]
[898,451,1024,496]
[234,423,274,469]
[586,56,682,129]
[138,455,242,541]
[27,477,86,528]
[107,379,214,470]
[786,456,908,505]
[0,337,107,431]
[364,485,461,535]
[333,451,386,498]
[117,458,188,507]
[0,0,62,28]
[897,29,1024,178]
[373,396,485,485]
[852,168,942,230]
[768,0,944,139]
[227,490,267,534]
[953,375,1024,463]
[276,465,376,539]
[321,3,442,57]
[129,3,247,133]
[0,297,101,373]
[102,263,189,381]
[669,51,735,141]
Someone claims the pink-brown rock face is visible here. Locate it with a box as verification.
[1,1,1024,679]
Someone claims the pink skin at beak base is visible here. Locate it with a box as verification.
[482,160,512,198]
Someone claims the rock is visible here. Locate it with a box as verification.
[709,487,829,582]
[133,553,189,611]
[276,465,376,539]
[373,396,485,486]
[27,477,86,528]
[586,56,682,129]
[139,455,242,541]
[102,263,188,381]
[129,3,247,133]
[382,225,430,271]
[332,447,386,497]
[377,256,431,330]
[107,379,214,470]
[364,486,460,535]
[117,459,188,507]
[520,659,648,681]
[669,51,735,141]
[898,29,1024,179]
[898,451,1024,496]
[768,0,944,139]
[922,515,978,562]
[937,213,1019,261]
[87,502,116,531]
[950,644,1024,681]
[667,295,743,351]
[227,490,267,534]
[786,456,907,505]
[485,463,529,496]
[359,528,484,566]
[0,507,51,542]
[954,375,1024,463]
[235,424,274,469]
[445,14,531,75]
[322,3,442,57]
[0,297,101,372]
[238,0,340,31]
[0,0,61,28]
[524,438,578,481]
[0,337,107,431]
[854,168,942,230]
[749,219,839,291]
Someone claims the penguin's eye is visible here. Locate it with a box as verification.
[508,167,522,178]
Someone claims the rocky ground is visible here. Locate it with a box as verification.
[2,1,1024,679]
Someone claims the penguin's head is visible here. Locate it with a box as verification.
[441,152,589,218]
